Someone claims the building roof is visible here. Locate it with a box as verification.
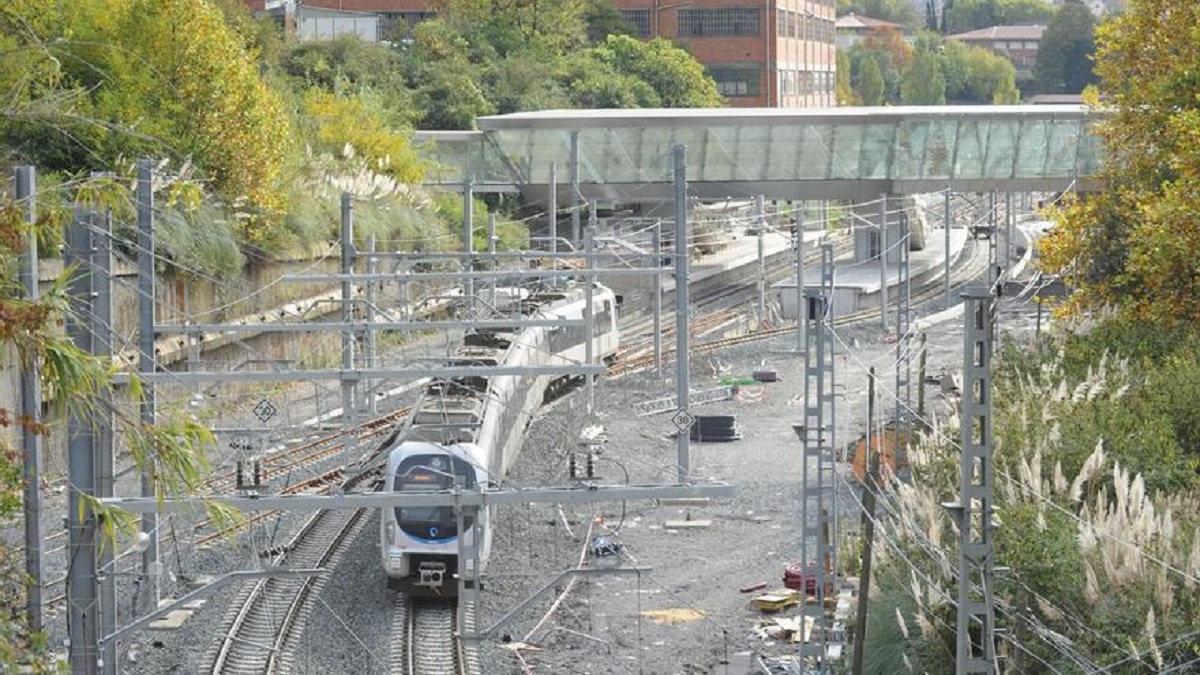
[835,13,904,31]
[947,25,1046,41]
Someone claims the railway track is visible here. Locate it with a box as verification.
[390,597,478,675]
[607,234,989,377]
[202,406,412,494]
[207,507,370,675]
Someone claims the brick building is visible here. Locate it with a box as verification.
[946,25,1045,81]
[254,0,836,108]
[610,0,837,107]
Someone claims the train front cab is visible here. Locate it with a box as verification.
[381,445,486,595]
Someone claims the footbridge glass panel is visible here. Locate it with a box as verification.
[416,106,1108,199]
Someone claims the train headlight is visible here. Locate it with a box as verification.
[388,555,405,572]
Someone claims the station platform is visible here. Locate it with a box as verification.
[773,226,969,320]
[609,229,828,299]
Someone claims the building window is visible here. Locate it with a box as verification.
[708,65,761,97]
[619,9,652,37]
[679,9,760,37]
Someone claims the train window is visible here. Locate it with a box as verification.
[392,453,476,540]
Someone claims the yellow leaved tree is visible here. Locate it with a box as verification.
[1,0,292,241]
[1038,1,1200,326]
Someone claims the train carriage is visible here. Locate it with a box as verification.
[381,282,619,594]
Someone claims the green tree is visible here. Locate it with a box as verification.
[836,51,858,104]
[944,0,1056,34]
[901,47,947,104]
[582,0,636,44]
[557,53,659,107]
[944,0,999,34]
[415,69,496,130]
[858,57,887,105]
[1039,1,1200,325]
[436,0,589,54]
[939,38,972,95]
[485,54,572,114]
[585,35,722,108]
[962,45,1019,102]
[1033,0,1097,94]
[996,0,1057,26]
[856,27,913,102]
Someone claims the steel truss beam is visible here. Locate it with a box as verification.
[100,482,737,514]
[116,364,608,384]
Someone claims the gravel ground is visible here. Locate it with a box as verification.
[111,294,1040,675]
[16,231,1040,675]
[468,296,1040,675]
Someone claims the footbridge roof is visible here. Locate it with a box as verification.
[414,105,1108,201]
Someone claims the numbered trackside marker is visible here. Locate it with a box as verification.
[253,399,277,424]
[671,408,695,434]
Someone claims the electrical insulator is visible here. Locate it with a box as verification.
[253,459,262,487]
[586,454,596,479]
[568,453,577,479]
[235,461,246,489]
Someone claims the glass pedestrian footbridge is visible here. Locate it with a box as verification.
[414,105,1108,201]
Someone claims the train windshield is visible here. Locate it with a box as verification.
[392,453,476,542]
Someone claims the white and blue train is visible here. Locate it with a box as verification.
[380,282,620,594]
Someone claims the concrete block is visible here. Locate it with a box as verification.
[658,498,711,507]
[148,610,193,631]
[664,519,713,529]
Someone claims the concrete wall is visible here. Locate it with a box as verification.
[851,195,928,264]
[0,254,356,471]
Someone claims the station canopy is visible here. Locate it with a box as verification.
[414,105,1109,202]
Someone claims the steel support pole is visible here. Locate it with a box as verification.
[795,205,805,353]
[585,201,596,414]
[756,195,766,319]
[851,367,877,675]
[673,145,690,482]
[797,271,834,670]
[463,177,475,309]
[487,213,498,311]
[16,166,44,632]
[895,209,910,426]
[92,209,117,675]
[988,191,997,292]
[653,220,663,377]
[66,209,99,675]
[548,163,557,286]
[570,131,581,245]
[821,242,839,586]
[365,236,378,414]
[945,189,952,309]
[951,288,997,674]
[879,194,888,333]
[340,194,356,433]
[135,158,159,610]
[1005,192,1012,269]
